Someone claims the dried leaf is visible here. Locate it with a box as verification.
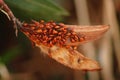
[65,25,110,46]
[20,21,109,70]
[37,44,101,70]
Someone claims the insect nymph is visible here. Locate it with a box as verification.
[21,20,109,71]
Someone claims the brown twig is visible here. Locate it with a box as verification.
[0,0,23,36]
[74,0,100,80]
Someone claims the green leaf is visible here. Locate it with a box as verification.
[4,0,69,21]
[0,46,22,64]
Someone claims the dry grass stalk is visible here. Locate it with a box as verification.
[100,0,120,80]
[74,0,100,80]
[99,34,114,80]
[0,63,11,80]
[103,0,120,71]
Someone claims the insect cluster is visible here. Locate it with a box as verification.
[20,20,109,71]
[21,20,85,47]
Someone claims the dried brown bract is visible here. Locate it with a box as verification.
[21,20,110,71]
